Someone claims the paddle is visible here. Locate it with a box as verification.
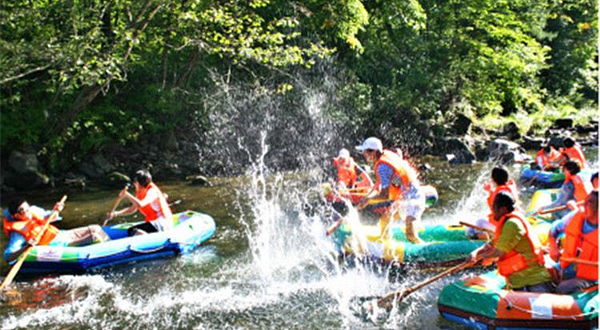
[459,221,494,234]
[362,258,479,312]
[0,195,67,290]
[560,257,599,267]
[538,201,583,215]
[102,184,131,226]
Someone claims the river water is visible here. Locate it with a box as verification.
[0,148,596,330]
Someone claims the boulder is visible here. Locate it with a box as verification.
[554,118,573,129]
[502,122,521,141]
[486,139,531,164]
[452,114,472,135]
[8,150,39,174]
[435,137,476,164]
[520,136,544,150]
[186,175,210,186]
[107,171,131,187]
[4,170,49,191]
[78,153,114,179]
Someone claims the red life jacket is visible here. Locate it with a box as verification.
[561,211,598,281]
[493,212,545,278]
[137,183,173,222]
[564,172,592,203]
[561,146,587,168]
[333,156,358,188]
[3,208,58,245]
[374,150,418,201]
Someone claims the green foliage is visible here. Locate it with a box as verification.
[0,0,597,174]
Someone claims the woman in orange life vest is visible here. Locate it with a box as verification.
[534,144,560,171]
[548,190,598,294]
[355,137,426,243]
[106,170,173,236]
[555,137,588,169]
[3,198,109,262]
[467,166,521,239]
[466,191,555,292]
[534,161,592,219]
[332,148,373,190]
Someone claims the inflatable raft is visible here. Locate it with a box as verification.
[438,270,599,330]
[16,211,216,274]
[323,184,438,214]
[521,165,594,189]
[332,222,485,268]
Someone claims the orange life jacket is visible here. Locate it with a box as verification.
[2,208,58,245]
[561,146,587,168]
[561,211,598,281]
[333,156,358,188]
[486,180,520,227]
[564,172,592,203]
[536,148,560,168]
[486,179,520,211]
[137,183,173,222]
[374,150,418,201]
[493,212,545,278]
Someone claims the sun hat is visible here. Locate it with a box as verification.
[355,137,383,152]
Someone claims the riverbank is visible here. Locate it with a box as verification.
[1,116,597,194]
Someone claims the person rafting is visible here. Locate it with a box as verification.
[555,137,588,169]
[332,148,373,190]
[548,190,598,294]
[534,144,560,171]
[355,137,425,243]
[3,198,109,262]
[467,191,555,292]
[534,161,592,219]
[107,169,173,236]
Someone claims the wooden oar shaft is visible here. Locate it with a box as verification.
[459,221,494,234]
[560,257,599,266]
[376,260,474,308]
[0,195,67,290]
[539,201,584,215]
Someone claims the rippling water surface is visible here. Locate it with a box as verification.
[0,148,596,330]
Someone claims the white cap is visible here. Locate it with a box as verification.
[355,137,383,152]
[338,148,350,159]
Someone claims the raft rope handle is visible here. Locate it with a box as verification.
[129,240,172,254]
[450,283,598,319]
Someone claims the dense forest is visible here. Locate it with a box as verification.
[1,0,597,182]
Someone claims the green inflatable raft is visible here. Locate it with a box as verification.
[438,270,598,330]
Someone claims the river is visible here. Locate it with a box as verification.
[0,148,597,330]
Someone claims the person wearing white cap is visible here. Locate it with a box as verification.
[332,148,373,190]
[356,137,425,243]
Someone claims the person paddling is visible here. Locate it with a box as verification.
[106,169,173,236]
[467,191,554,292]
[548,190,598,294]
[534,161,592,219]
[355,137,425,243]
[3,198,109,262]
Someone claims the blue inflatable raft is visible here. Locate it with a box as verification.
[17,211,216,274]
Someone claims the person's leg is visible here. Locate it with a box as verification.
[404,199,424,244]
[63,225,109,246]
[556,278,597,294]
[127,222,158,236]
[517,282,555,293]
